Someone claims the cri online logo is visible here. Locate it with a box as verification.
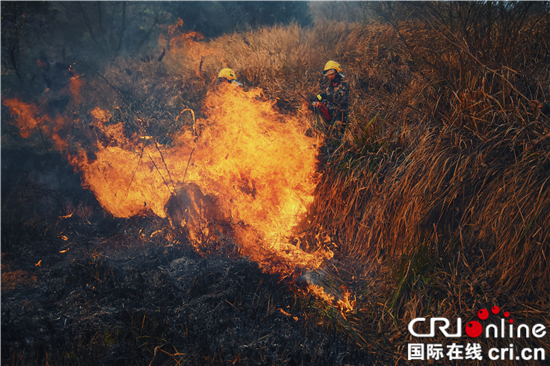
[409,306,547,339]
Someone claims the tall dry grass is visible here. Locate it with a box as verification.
[299,9,549,363]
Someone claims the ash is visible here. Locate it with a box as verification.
[2,210,372,366]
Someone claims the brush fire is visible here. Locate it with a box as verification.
[5,4,550,365]
[4,72,354,314]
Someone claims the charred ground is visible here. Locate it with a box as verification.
[1,149,375,366]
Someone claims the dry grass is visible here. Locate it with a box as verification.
[298,11,550,364]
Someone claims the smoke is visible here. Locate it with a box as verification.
[1,1,313,96]
[308,2,374,24]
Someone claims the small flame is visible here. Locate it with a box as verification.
[336,285,356,317]
[3,98,42,138]
[159,18,214,80]
[305,283,356,316]
[69,75,83,106]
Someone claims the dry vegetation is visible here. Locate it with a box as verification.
[3,2,550,365]
[301,4,550,363]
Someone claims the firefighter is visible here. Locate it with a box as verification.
[217,68,242,86]
[312,60,350,136]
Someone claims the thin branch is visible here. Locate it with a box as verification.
[148,152,173,195]
[154,140,176,192]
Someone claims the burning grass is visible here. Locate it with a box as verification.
[3,4,550,365]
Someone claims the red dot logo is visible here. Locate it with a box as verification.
[466,321,483,338]
[478,308,489,320]
[472,305,512,337]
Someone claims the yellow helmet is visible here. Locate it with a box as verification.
[323,60,345,77]
[218,68,237,81]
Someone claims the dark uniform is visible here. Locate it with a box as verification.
[323,78,350,134]
[313,61,350,138]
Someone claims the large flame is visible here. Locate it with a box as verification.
[5,84,333,279]
[3,25,353,309]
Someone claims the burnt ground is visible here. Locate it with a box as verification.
[1,147,378,366]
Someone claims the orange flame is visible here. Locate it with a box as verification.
[3,98,42,138]
[4,27,352,309]
[5,82,346,308]
[69,75,83,106]
[66,84,332,277]
[159,19,214,80]
[305,283,356,316]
